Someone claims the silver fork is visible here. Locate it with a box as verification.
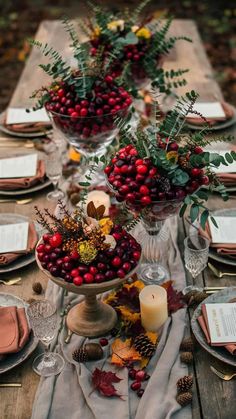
[210,365,236,381]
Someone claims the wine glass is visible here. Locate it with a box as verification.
[183,235,210,293]
[27,300,65,377]
[45,149,65,201]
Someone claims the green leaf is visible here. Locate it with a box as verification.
[210,216,218,228]
[225,152,233,164]
[79,181,90,187]
[117,31,138,45]
[171,169,190,186]
[179,203,187,218]
[190,204,199,223]
[200,209,209,229]
[196,190,209,200]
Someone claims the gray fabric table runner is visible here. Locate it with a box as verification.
[31,217,191,419]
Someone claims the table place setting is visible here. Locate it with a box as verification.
[0,107,52,137]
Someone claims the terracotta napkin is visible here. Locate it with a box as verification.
[186,102,234,125]
[0,159,45,190]
[4,116,51,133]
[0,306,30,355]
[0,222,38,266]
[197,303,236,355]
[199,221,236,255]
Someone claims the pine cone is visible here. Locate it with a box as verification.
[193,291,208,305]
[156,177,170,193]
[32,282,43,294]
[72,348,88,363]
[176,391,192,406]
[180,336,194,352]
[180,351,193,364]
[182,290,198,304]
[177,375,193,393]
[133,334,156,358]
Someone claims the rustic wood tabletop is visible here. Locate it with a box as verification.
[0,19,236,419]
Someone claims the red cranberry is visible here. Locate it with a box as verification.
[50,252,58,261]
[123,262,131,272]
[73,276,83,286]
[37,252,45,262]
[95,273,105,283]
[194,146,203,154]
[71,268,79,278]
[43,254,50,263]
[131,381,141,391]
[45,244,53,253]
[63,262,73,271]
[70,250,79,260]
[136,164,148,175]
[63,256,71,263]
[141,195,151,205]
[137,389,144,398]
[199,175,209,185]
[56,258,63,267]
[191,168,202,177]
[133,251,141,261]
[112,257,122,267]
[117,269,125,278]
[84,273,94,283]
[135,370,146,381]
[129,368,137,380]
[89,266,98,275]
[50,266,60,277]
[78,265,88,274]
[140,185,150,195]
[42,233,51,243]
[99,337,108,346]
[36,244,45,253]
[65,274,72,282]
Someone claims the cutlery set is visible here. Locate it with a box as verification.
[210,366,236,381]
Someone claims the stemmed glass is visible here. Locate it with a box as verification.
[45,149,65,201]
[183,235,210,294]
[27,300,65,377]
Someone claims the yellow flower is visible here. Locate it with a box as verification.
[131,25,139,33]
[118,305,140,323]
[136,27,151,39]
[107,19,125,32]
[99,217,113,235]
[77,240,97,264]
[124,279,145,292]
[93,26,101,38]
[68,147,81,162]
[166,151,178,163]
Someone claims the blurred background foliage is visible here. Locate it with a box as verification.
[0,0,235,111]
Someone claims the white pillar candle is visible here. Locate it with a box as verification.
[86,190,111,216]
[139,285,168,332]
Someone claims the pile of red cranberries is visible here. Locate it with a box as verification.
[36,227,141,286]
[45,76,132,139]
[105,144,210,208]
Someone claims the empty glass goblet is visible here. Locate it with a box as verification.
[184,235,210,279]
[45,149,65,201]
[27,300,65,377]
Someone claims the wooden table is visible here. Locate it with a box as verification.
[0,19,236,419]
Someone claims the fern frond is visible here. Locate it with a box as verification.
[130,0,152,25]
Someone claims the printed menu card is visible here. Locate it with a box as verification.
[209,216,236,244]
[0,222,29,253]
[203,303,236,345]
[0,154,38,179]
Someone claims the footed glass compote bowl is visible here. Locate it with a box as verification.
[126,198,184,284]
[47,107,130,186]
[36,240,140,338]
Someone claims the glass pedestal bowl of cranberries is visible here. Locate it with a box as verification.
[35,228,141,338]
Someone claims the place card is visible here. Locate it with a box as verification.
[0,222,29,253]
[6,108,50,125]
[209,216,236,244]
[187,102,226,120]
[205,303,236,344]
[0,154,38,179]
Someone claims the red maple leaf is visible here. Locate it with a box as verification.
[92,368,122,398]
[162,280,185,314]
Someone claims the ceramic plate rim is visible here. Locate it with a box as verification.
[191,287,236,366]
[186,105,236,131]
[0,178,52,196]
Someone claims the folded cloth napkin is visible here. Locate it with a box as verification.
[0,306,30,355]
[197,303,236,355]
[199,221,236,255]
[186,102,234,125]
[216,172,236,186]
[0,160,45,190]
[0,222,38,266]
[4,116,51,133]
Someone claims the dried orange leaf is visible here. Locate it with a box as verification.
[87,201,97,218]
[111,338,141,366]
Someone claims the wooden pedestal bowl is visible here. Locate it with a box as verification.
[36,242,139,337]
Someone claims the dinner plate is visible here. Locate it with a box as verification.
[0,111,52,138]
[190,208,236,267]
[0,213,41,274]
[0,292,38,374]
[186,106,236,131]
[191,287,236,367]
[0,178,52,196]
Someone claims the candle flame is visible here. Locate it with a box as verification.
[152,294,154,299]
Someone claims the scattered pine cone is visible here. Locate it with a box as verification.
[72,343,103,363]
[176,391,192,406]
[72,348,88,363]
[180,351,193,364]
[180,336,194,352]
[32,282,43,294]
[193,291,208,305]
[177,375,193,393]
[178,156,190,170]
[133,334,156,358]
